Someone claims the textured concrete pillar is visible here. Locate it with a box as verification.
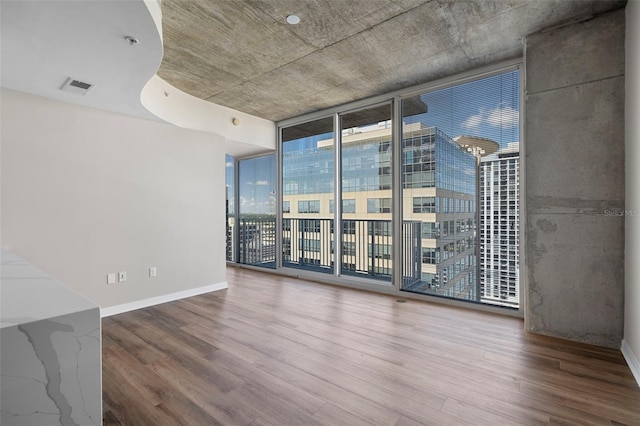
[624,0,640,382]
[525,9,625,348]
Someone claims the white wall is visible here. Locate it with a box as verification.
[1,88,227,311]
[624,1,640,385]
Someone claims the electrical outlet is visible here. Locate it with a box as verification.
[107,273,116,284]
[149,267,157,277]
[118,271,127,282]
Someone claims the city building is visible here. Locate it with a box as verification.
[281,122,478,301]
[479,144,520,307]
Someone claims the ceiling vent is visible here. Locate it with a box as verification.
[60,77,94,95]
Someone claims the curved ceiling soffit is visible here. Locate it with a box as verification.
[0,0,274,155]
[141,75,276,156]
[140,2,276,155]
[1,0,162,121]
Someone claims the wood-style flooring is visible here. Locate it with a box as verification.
[102,267,640,425]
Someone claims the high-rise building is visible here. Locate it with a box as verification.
[281,122,478,301]
[401,125,477,301]
[479,144,520,307]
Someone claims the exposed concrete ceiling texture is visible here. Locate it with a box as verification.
[158,0,625,123]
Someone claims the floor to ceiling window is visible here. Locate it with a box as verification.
[227,63,521,312]
[281,117,335,273]
[400,69,520,307]
[237,154,277,268]
[339,104,394,282]
[225,154,235,262]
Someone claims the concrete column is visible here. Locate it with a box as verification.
[524,9,625,348]
[624,0,640,384]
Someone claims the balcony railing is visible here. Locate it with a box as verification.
[226,217,277,267]
[226,216,517,308]
[227,217,422,284]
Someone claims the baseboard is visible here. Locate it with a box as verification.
[100,281,228,317]
[621,339,640,387]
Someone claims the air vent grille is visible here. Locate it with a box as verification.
[60,77,94,95]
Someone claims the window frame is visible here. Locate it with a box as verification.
[270,59,523,317]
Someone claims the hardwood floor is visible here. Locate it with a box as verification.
[102,267,640,425]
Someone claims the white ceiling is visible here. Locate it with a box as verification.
[1,0,163,121]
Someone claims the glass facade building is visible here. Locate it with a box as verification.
[281,123,478,299]
[400,126,477,301]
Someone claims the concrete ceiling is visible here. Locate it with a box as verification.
[157,0,625,122]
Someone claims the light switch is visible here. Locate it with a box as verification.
[107,273,116,284]
[118,271,127,282]
[149,267,157,277]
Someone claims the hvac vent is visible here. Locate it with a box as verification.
[60,78,94,95]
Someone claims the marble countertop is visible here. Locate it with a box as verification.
[0,248,99,329]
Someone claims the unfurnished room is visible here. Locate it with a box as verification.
[1,0,640,425]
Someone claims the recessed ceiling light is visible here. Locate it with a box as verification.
[286,15,300,25]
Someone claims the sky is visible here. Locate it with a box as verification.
[228,70,520,215]
[410,69,520,148]
[231,154,276,216]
